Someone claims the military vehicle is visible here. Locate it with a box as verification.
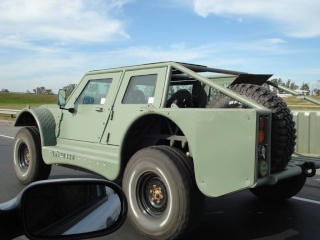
[12,61,319,240]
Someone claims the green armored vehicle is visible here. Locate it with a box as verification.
[12,62,317,240]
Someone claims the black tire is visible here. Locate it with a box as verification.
[13,127,51,185]
[122,145,202,240]
[250,173,307,201]
[207,83,296,173]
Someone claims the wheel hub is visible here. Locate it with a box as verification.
[18,143,30,171]
[138,173,168,217]
[150,185,164,204]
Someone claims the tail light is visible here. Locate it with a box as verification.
[257,115,269,177]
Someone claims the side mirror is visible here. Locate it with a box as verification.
[57,89,75,113]
[57,89,66,107]
[0,178,127,240]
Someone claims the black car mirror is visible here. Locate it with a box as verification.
[0,178,127,240]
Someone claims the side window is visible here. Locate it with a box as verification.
[75,79,112,105]
[122,74,157,104]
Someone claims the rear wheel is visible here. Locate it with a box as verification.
[13,127,51,185]
[122,145,202,240]
[207,83,296,173]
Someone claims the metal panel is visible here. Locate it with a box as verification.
[159,108,259,197]
[42,139,120,180]
[293,111,320,155]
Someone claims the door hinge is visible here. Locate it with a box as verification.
[110,110,114,120]
[56,112,64,137]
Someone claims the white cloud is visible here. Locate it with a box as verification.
[0,36,61,53]
[220,38,287,53]
[104,38,287,64]
[192,0,320,38]
[0,0,130,45]
[0,37,290,93]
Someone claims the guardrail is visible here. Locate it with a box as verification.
[0,109,21,118]
[292,110,320,155]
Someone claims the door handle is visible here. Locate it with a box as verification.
[95,107,104,112]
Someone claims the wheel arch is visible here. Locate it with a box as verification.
[14,108,57,146]
[119,113,193,176]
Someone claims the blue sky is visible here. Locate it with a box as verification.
[1,0,320,93]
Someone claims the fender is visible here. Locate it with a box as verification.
[14,107,57,146]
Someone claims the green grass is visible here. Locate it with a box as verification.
[284,96,320,110]
[0,92,57,120]
[0,92,57,109]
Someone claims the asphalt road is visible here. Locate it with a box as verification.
[1,120,320,240]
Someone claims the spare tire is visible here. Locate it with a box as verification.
[207,83,296,173]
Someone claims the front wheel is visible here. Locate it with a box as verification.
[13,127,51,185]
[122,146,202,240]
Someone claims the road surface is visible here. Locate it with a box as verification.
[0,120,319,240]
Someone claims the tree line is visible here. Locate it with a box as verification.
[1,84,77,96]
[268,78,320,96]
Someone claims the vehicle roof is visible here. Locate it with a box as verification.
[87,61,247,76]
[88,61,204,72]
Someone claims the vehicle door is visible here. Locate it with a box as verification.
[105,67,167,146]
[58,72,122,143]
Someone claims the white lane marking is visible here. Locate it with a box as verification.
[0,134,13,139]
[292,196,320,205]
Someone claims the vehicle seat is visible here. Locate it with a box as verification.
[129,90,146,104]
[166,89,194,108]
